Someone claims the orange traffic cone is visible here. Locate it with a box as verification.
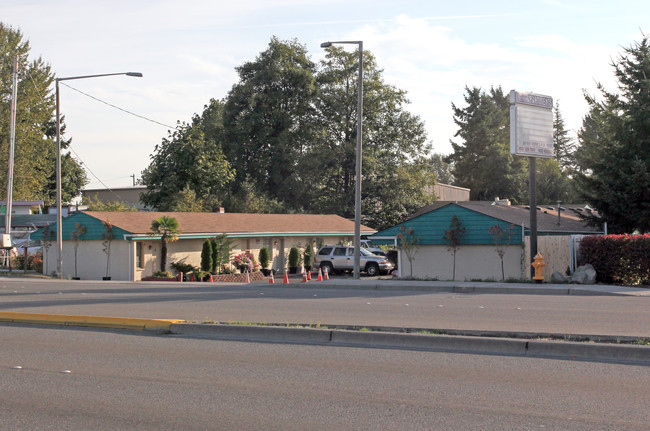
[317,268,323,281]
[324,267,329,281]
[302,272,308,283]
[269,272,274,284]
[283,271,289,284]
[209,274,214,282]
[307,269,312,280]
[189,272,195,282]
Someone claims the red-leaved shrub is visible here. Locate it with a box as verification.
[578,234,650,286]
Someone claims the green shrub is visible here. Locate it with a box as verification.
[170,261,197,275]
[288,247,300,268]
[258,247,270,269]
[201,239,213,272]
[303,244,314,268]
[152,270,174,278]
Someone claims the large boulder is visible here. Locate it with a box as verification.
[571,264,597,284]
[551,271,569,283]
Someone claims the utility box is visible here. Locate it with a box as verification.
[0,234,12,248]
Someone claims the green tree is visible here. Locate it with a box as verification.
[447,86,527,203]
[428,153,454,184]
[70,222,86,279]
[553,101,577,173]
[0,23,86,203]
[443,215,466,281]
[149,216,180,272]
[396,225,420,278]
[141,117,234,211]
[574,35,650,233]
[314,46,434,230]
[222,37,318,211]
[101,221,114,279]
[211,234,233,273]
[201,239,213,272]
[83,195,138,211]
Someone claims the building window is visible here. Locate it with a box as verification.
[136,242,144,269]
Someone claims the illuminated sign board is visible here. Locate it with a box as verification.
[509,90,554,158]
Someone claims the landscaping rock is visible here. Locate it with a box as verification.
[551,271,568,283]
[571,264,597,284]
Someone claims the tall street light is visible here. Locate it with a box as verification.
[55,72,142,278]
[320,40,363,278]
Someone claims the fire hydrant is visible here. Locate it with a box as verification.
[532,252,546,283]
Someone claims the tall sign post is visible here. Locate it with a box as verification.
[509,90,554,278]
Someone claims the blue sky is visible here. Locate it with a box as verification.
[2,0,648,189]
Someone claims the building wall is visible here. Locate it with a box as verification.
[400,244,524,281]
[425,184,471,201]
[44,239,132,280]
[376,204,524,246]
[133,234,353,280]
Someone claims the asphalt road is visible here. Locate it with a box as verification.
[0,278,648,337]
[1,325,648,431]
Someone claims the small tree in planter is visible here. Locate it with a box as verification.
[488,224,514,280]
[41,224,55,276]
[212,234,233,273]
[258,246,271,275]
[288,247,300,274]
[201,239,213,273]
[149,216,180,273]
[396,225,420,278]
[443,215,466,281]
[102,221,114,280]
[70,222,87,279]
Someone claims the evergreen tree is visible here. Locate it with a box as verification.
[553,101,577,173]
[447,86,527,203]
[574,35,650,233]
[201,239,213,272]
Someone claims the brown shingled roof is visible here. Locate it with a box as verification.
[83,211,376,235]
[409,202,603,234]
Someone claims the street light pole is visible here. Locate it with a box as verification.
[54,71,142,278]
[321,40,363,279]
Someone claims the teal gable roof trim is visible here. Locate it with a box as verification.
[31,212,132,242]
[371,203,524,246]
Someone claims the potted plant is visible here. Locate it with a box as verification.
[258,247,271,276]
[232,253,254,273]
[288,247,300,274]
[303,243,314,274]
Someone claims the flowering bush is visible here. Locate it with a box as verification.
[233,253,256,273]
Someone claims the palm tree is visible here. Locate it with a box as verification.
[149,216,180,272]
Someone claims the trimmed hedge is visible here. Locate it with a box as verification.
[578,234,650,286]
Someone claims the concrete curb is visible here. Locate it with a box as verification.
[290,281,647,296]
[0,312,185,331]
[170,323,650,364]
[2,312,647,363]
